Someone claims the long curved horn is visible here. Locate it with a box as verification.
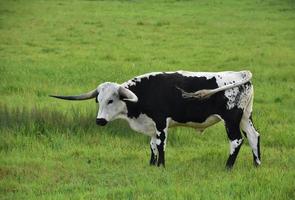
[49,88,98,100]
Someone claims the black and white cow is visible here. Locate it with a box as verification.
[50,70,261,169]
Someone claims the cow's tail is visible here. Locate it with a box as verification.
[177,71,252,99]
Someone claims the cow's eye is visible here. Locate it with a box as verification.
[107,99,113,105]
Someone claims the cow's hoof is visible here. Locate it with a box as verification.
[225,165,233,171]
[150,160,157,166]
[157,163,165,168]
[253,161,261,168]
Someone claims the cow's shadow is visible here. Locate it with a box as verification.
[0,104,140,140]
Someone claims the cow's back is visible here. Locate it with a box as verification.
[123,72,226,123]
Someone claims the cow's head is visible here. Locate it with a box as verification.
[49,82,138,126]
[95,83,138,125]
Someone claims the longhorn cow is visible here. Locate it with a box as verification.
[50,70,261,169]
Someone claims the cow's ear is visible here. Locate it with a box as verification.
[118,86,138,102]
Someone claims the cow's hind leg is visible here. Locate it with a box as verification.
[240,115,261,166]
[225,121,244,169]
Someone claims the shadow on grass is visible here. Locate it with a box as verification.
[0,103,136,138]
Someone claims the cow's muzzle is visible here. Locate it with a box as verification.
[96,118,108,126]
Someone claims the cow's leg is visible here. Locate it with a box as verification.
[240,115,261,166]
[225,122,243,169]
[156,129,167,167]
[150,136,158,166]
[240,88,261,166]
[155,119,169,167]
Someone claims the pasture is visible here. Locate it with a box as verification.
[0,0,295,199]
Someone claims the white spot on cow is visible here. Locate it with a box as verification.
[122,113,156,136]
[175,70,216,79]
[150,137,158,156]
[224,87,240,109]
[156,139,161,145]
[230,139,243,155]
[122,72,165,87]
[213,71,253,110]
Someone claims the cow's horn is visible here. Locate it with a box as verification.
[118,86,138,102]
[49,88,98,100]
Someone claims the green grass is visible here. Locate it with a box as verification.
[1,0,295,199]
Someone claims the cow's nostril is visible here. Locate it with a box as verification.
[96,118,108,126]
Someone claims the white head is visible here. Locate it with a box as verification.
[95,82,138,125]
[49,82,138,126]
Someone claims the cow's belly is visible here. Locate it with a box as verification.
[123,114,222,136]
[169,114,222,132]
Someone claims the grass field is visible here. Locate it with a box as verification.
[1,0,295,199]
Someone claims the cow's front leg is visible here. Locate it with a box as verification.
[150,136,158,165]
[155,121,169,167]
